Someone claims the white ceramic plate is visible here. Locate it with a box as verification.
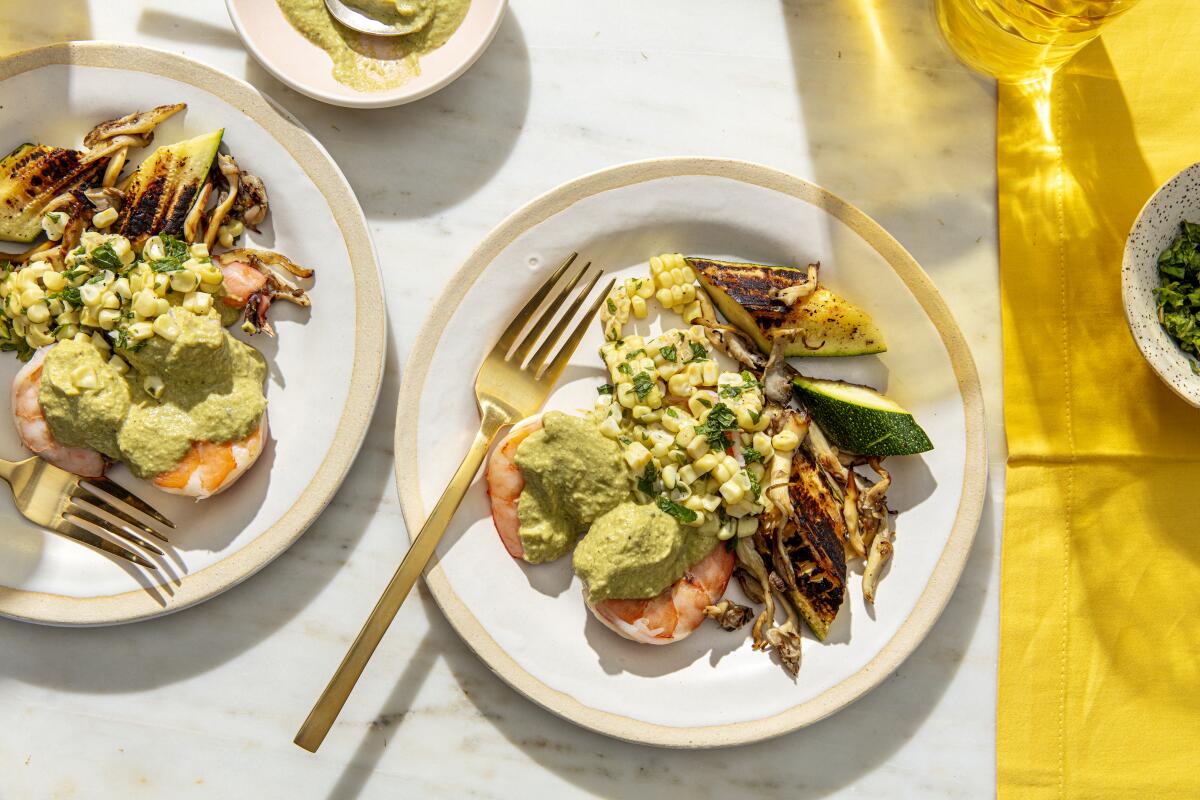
[0,43,386,625]
[226,0,507,109]
[395,159,985,747]
[1123,161,1200,406]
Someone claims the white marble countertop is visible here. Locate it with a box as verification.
[0,1,1005,797]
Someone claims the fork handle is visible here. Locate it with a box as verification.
[294,408,507,752]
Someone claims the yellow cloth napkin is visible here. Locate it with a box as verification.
[998,4,1200,797]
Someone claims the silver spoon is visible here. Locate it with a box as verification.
[323,0,430,36]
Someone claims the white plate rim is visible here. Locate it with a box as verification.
[0,42,387,626]
[1121,160,1200,407]
[394,157,986,748]
[224,0,508,110]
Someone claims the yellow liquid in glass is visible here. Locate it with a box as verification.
[935,0,1140,82]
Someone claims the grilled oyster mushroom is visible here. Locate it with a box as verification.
[233,170,269,230]
[703,598,753,631]
[783,448,848,640]
[83,103,185,150]
[694,285,766,371]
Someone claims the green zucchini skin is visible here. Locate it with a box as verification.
[0,143,102,243]
[793,376,934,456]
[115,129,223,246]
[689,257,887,357]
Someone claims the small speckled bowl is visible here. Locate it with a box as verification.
[226,0,506,109]
[1123,161,1200,407]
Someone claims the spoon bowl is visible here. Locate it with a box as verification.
[323,0,405,36]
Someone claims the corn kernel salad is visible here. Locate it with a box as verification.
[590,253,800,541]
[0,228,226,363]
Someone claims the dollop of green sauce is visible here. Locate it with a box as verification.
[40,310,267,478]
[276,0,471,93]
[574,502,720,603]
[513,411,627,564]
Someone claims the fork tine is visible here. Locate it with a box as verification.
[49,519,157,570]
[493,252,578,354]
[72,488,169,543]
[510,261,591,365]
[527,266,605,375]
[80,476,174,529]
[540,277,616,385]
[67,502,165,556]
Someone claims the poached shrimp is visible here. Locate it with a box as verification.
[485,414,543,560]
[152,413,267,500]
[11,348,106,478]
[587,542,735,645]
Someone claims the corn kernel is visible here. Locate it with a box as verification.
[92,207,118,228]
[692,452,719,476]
[170,269,199,294]
[25,302,49,325]
[132,290,158,319]
[143,375,165,399]
[190,242,209,260]
[79,283,103,307]
[142,236,165,262]
[655,288,673,308]
[772,430,800,452]
[97,308,121,330]
[112,277,131,300]
[70,365,98,390]
[752,432,774,460]
[41,271,65,292]
[127,321,154,341]
[701,361,718,385]
[152,314,180,342]
[101,291,120,310]
[616,382,637,409]
[630,295,647,319]
[661,464,678,489]
[19,286,45,307]
[624,442,652,472]
[685,434,709,460]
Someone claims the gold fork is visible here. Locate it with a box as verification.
[295,253,612,752]
[0,456,174,569]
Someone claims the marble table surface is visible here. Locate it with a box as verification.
[0,1,1004,797]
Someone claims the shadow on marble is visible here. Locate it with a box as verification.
[410,489,997,799]
[136,7,247,51]
[237,10,532,224]
[0,0,91,55]
[780,0,996,281]
[0,338,401,691]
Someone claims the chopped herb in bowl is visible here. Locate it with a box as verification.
[1155,221,1200,371]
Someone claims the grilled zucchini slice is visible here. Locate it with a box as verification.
[689,257,886,358]
[116,129,223,245]
[793,376,932,456]
[0,143,103,243]
[784,449,847,639]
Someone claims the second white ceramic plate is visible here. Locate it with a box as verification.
[0,44,386,625]
[395,158,985,747]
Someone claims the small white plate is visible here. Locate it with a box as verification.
[395,159,986,747]
[1123,161,1200,407]
[0,43,386,625]
[226,0,506,109]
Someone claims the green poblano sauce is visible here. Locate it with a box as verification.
[275,0,471,93]
[39,310,267,478]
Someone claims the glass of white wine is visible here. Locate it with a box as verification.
[936,0,1142,83]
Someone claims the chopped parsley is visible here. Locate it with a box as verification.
[698,397,713,409]
[0,339,34,361]
[749,409,761,425]
[659,344,677,362]
[719,385,742,399]
[656,495,697,524]
[617,362,632,376]
[89,242,123,272]
[686,342,708,362]
[85,272,107,285]
[49,287,82,306]
[606,298,617,314]
[742,447,764,464]
[665,407,678,418]
[637,462,658,495]
[746,468,761,499]
[1156,221,1200,360]
[148,234,191,272]
[597,383,614,395]
[632,371,655,400]
[696,402,737,449]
